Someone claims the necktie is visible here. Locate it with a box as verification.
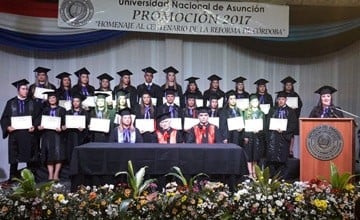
[74,111,79,116]
[50,109,56,117]
[81,86,89,96]
[211,110,215,117]
[18,100,25,114]
[189,108,193,117]
[259,95,264,104]
[97,111,103,119]
[169,105,174,118]
[144,107,150,119]
[321,107,329,118]
[163,131,169,142]
[124,129,130,143]
[65,90,71,100]
[147,84,151,91]
[278,108,285,119]
[232,108,237,117]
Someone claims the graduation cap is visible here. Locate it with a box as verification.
[225,90,236,99]
[280,76,296,84]
[314,85,337,95]
[197,106,210,114]
[115,89,129,97]
[12,79,29,89]
[249,94,258,101]
[139,89,152,97]
[163,66,179,74]
[276,91,288,98]
[232,76,247,83]
[164,88,177,96]
[94,92,109,99]
[34,67,51,74]
[185,77,200,83]
[207,74,222,81]
[156,112,171,122]
[74,67,90,77]
[254,78,269,85]
[56,72,71,79]
[142,66,157,74]
[72,93,86,101]
[42,90,57,98]
[118,107,133,116]
[117,69,133,77]
[97,73,114,81]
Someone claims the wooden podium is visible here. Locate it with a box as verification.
[299,118,356,181]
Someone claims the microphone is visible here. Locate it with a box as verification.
[329,106,339,118]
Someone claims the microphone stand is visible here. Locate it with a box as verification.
[333,107,360,127]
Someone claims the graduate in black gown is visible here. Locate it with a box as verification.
[183,77,202,108]
[266,92,297,178]
[137,67,163,107]
[113,69,137,109]
[1,79,41,183]
[203,74,226,107]
[37,91,66,181]
[110,108,143,143]
[232,76,250,99]
[28,67,56,105]
[71,67,95,98]
[134,90,157,143]
[64,93,90,163]
[157,88,183,119]
[208,94,221,118]
[252,78,273,114]
[219,90,244,145]
[309,85,343,118]
[279,76,303,157]
[55,72,73,112]
[161,66,184,108]
[155,112,183,144]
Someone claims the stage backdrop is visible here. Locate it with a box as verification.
[0,0,359,181]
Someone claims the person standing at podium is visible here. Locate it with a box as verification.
[309,85,344,118]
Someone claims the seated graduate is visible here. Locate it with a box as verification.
[155,112,183,144]
[182,77,202,107]
[208,94,221,118]
[182,93,198,119]
[157,88,182,119]
[186,107,223,144]
[309,85,344,118]
[110,108,143,143]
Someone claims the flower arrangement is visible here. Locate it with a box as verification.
[0,162,359,219]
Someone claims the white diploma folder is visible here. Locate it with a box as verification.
[183,118,200,130]
[65,115,86,129]
[269,118,288,131]
[82,96,96,107]
[208,117,219,127]
[162,97,180,106]
[227,116,245,131]
[41,115,61,130]
[34,88,54,100]
[170,118,182,130]
[89,118,110,133]
[59,100,72,111]
[237,98,249,110]
[245,118,263,132]
[135,119,155,133]
[260,104,271,114]
[11,116,32,130]
[286,97,298,109]
[195,99,203,107]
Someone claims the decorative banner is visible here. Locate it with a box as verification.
[58,0,289,37]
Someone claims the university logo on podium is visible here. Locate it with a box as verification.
[60,0,94,27]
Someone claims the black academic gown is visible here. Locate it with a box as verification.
[56,87,73,101]
[134,104,157,143]
[65,108,90,163]
[186,123,222,143]
[309,105,344,118]
[113,85,137,109]
[203,89,226,107]
[235,91,250,99]
[109,126,143,143]
[157,103,183,119]
[71,84,95,97]
[266,105,297,164]
[219,106,244,146]
[89,109,115,142]
[255,93,273,107]
[155,128,183,143]
[137,83,163,107]
[1,97,41,164]
[38,106,67,163]
[161,84,184,108]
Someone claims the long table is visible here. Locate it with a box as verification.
[69,143,249,191]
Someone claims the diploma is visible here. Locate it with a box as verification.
[245,118,263,132]
[94,91,113,103]
[135,119,155,132]
[11,116,32,130]
[82,96,96,107]
[237,98,249,110]
[59,100,72,111]
[227,116,245,131]
[162,97,180,106]
[89,118,110,133]
[170,118,182,130]
[34,88,54,100]
[286,97,298,109]
[41,115,61,130]
[195,99,203,107]
[269,118,288,131]
[65,115,86,129]
[260,104,270,114]
[208,117,219,127]
[183,117,200,130]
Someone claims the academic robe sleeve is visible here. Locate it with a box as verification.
[0,99,13,139]
[135,128,144,143]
